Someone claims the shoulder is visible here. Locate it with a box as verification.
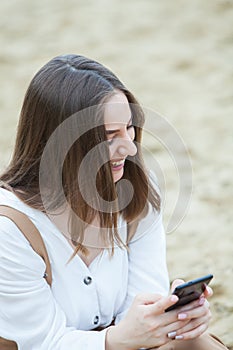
[0,188,37,246]
[0,189,50,282]
[0,188,44,225]
[0,214,46,278]
[0,215,30,244]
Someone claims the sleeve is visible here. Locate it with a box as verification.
[115,206,170,324]
[0,217,107,350]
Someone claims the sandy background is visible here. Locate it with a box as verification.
[0,0,232,347]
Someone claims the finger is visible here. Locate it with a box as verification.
[174,322,209,340]
[203,285,213,298]
[175,311,211,336]
[165,303,211,340]
[165,319,190,338]
[178,296,209,313]
[176,297,205,313]
[177,301,210,321]
[172,294,208,315]
[171,279,185,292]
[165,310,210,340]
[148,295,179,315]
[133,293,163,306]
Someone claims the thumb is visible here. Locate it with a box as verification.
[171,279,185,292]
[133,293,163,306]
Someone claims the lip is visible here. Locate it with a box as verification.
[110,159,125,171]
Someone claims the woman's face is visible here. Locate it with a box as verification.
[104,91,137,182]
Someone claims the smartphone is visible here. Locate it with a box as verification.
[165,274,213,312]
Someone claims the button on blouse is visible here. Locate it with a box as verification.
[93,315,99,325]
[83,276,92,285]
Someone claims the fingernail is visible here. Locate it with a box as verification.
[171,295,178,302]
[199,297,205,305]
[167,331,177,338]
[175,335,184,340]
[178,313,187,320]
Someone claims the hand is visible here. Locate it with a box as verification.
[106,292,192,350]
[166,279,213,341]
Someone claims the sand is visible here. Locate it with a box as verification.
[0,0,232,347]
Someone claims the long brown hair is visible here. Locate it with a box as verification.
[0,54,160,254]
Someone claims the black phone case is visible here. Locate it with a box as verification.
[165,274,213,312]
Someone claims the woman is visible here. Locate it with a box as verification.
[0,54,227,349]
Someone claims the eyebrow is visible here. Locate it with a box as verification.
[105,116,133,135]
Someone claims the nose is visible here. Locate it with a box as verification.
[117,135,137,157]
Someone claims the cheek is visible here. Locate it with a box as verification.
[108,144,115,159]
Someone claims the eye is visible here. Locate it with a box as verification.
[106,131,116,145]
[107,137,114,145]
[127,124,135,140]
[106,123,134,145]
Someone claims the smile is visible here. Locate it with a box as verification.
[111,159,125,170]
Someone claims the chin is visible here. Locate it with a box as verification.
[113,170,124,183]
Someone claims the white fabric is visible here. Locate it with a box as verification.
[0,188,169,349]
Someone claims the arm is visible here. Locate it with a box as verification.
[0,217,107,350]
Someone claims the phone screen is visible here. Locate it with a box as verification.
[165,274,213,312]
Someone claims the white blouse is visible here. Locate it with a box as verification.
[0,188,169,350]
